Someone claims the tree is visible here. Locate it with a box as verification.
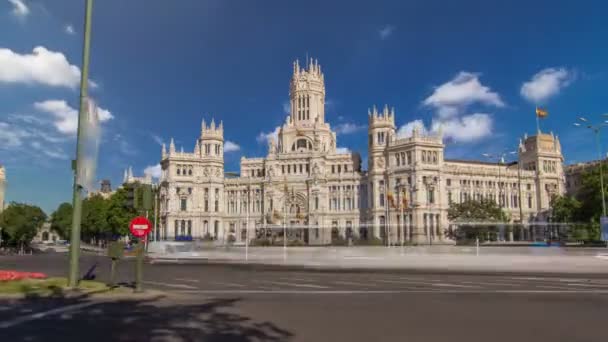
[577,163,608,223]
[448,199,508,242]
[82,194,110,243]
[448,198,508,222]
[550,195,582,223]
[0,202,47,250]
[50,202,73,239]
[107,187,137,237]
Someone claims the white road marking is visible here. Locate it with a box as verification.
[595,254,608,260]
[460,281,522,287]
[257,280,330,289]
[375,279,437,286]
[0,301,99,329]
[534,285,573,290]
[432,283,480,288]
[210,281,246,288]
[332,280,377,287]
[565,283,608,288]
[172,289,608,295]
[280,277,317,282]
[143,281,197,289]
[175,278,200,283]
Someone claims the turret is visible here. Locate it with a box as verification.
[289,57,326,125]
[161,143,166,158]
[199,116,225,160]
[367,105,396,171]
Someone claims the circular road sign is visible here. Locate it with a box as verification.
[129,216,152,237]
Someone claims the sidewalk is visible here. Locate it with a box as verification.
[147,243,608,275]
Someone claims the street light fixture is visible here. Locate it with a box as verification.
[573,116,608,217]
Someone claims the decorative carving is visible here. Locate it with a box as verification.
[376,157,385,168]
[216,168,222,177]
[203,167,209,177]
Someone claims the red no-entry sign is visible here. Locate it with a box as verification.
[129,216,152,237]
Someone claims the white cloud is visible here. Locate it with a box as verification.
[8,0,29,18]
[64,24,75,35]
[282,101,290,114]
[409,71,502,143]
[520,67,573,104]
[144,164,161,179]
[378,25,394,40]
[0,121,29,147]
[0,46,81,88]
[224,140,240,152]
[34,99,113,135]
[396,119,427,138]
[423,72,504,117]
[150,134,164,146]
[335,147,350,154]
[433,113,492,142]
[256,126,280,144]
[30,141,68,160]
[335,122,365,135]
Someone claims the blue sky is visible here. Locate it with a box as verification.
[1,0,607,214]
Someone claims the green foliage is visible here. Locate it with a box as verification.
[106,188,138,237]
[550,195,582,223]
[448,199,508,222]
[82,194,110,240]
[50,202,73,239]
[0,202,47,247]
[577,163,608,224]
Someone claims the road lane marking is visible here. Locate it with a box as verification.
[210,281,246,288]
[143,281,197,289]
[172,289,608,295]
[332,280,377,287]
[280,277,318,282]
[460,281,522,287]
[0,301,99,329]
[257,280,330,289]
[175,278,200,283]
[432,283,480,288]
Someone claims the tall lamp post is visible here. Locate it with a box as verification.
[67,0,94,288]
[574,116,608,217]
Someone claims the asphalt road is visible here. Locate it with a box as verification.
[2,253,608,341]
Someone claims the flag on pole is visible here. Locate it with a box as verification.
[387,192,396,208]
[535,107,548,118]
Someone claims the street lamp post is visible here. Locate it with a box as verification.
[574,116,608,217]
[67,0,94,288]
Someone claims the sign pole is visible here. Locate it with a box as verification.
[129,216,152,293]
[67,0,94,289]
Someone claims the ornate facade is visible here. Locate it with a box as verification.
[0,165,5,213]
[158,59,566,245]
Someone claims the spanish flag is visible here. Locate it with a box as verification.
[387,192,397,208]
[536,107,548,118]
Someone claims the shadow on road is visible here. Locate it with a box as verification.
[1,294,294,342]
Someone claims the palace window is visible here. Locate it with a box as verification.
[177,168,181,175]
[406,151,412,165]
[180,198,187,211]
[188,169,192,176]
[528,196,533,209]
[315,196,319,210]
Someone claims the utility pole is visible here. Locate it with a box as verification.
[67,0,94,288]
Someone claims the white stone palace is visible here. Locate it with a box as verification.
[157,59,566,245]
[0,165,5,213]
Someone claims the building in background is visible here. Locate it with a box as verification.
[158,59,566,245]
[564,160,601,196]
[0,165,5,213]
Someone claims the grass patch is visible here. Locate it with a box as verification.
[0,277,108,296]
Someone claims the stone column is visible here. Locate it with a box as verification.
[435,214,441,241]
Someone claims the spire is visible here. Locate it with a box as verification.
[194,139,199,154]
[169,138,175,153]
[161,143,166,158]
[201,118,206,133]
[210,118,215,130]
[219,120,223,132]
[180,146,184,153]
[123,169,127,183]
[127,166,133,180]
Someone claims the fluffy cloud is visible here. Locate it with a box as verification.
[64,24,75,35]
[0,122,29,147]
[404,71,502,143]
[433,114,492,142]
[282,101,290,114]
[224,140,240,152]
[335,147,350,154]
[397,114,492,143]
[335,122,365,135]
[34,100,113,135]
[144,164,162,178]
[0,46,81,88]
[423,72,503,118]
[396,119,427,138]
[8,0,29,18]
[378,25,394,40]
[0,118,68,160]
[256,126,280,144]
[520,67,572,104]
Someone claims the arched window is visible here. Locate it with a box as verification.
[188,169,192,176]
[297,139,308,149]
[177,168,181,175]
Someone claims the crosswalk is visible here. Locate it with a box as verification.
[145,274,608,294]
